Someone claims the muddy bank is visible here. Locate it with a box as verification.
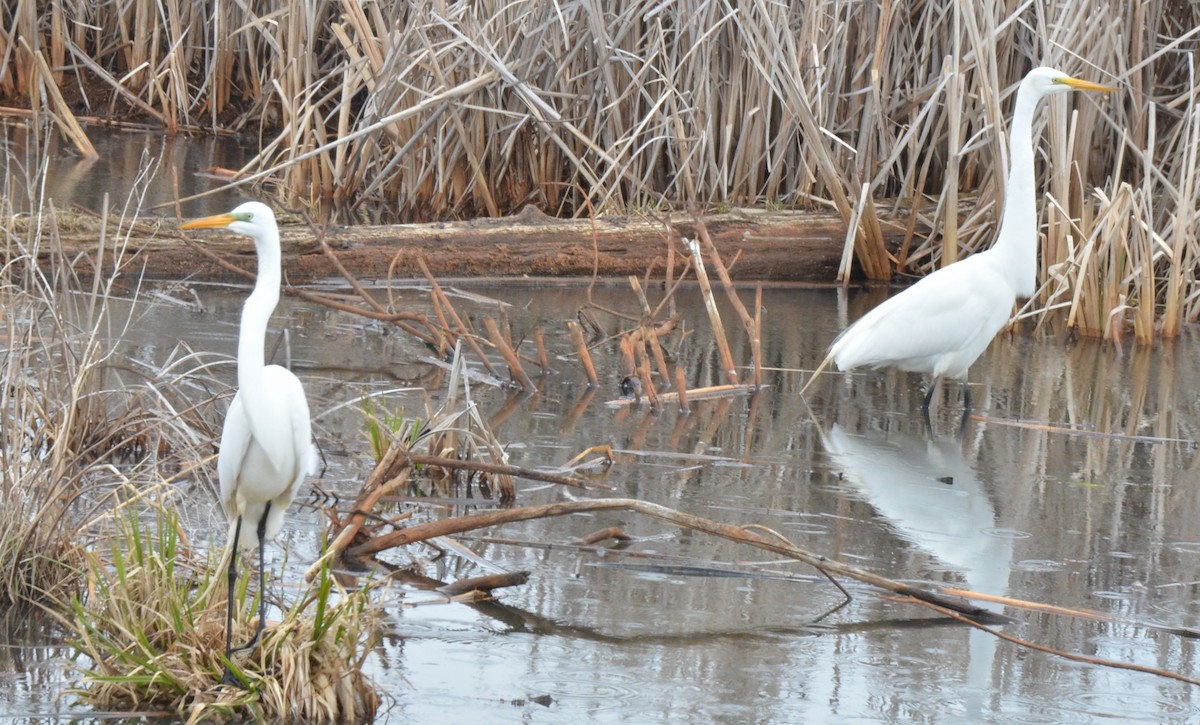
[35,206,918,284]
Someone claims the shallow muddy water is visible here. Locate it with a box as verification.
[6,125,1200,723]
[9,278,1200,723]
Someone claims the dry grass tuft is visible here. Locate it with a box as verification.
[69,496,381,723]
[0,167,215,604]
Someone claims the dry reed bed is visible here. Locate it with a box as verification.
[0,180,218,600]
[1,0,1198,339]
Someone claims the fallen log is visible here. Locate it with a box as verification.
[23,205,913,282]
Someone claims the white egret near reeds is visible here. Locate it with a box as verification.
[803,67,1116,416]
[180,202,317,686]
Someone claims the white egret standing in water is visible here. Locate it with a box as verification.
[180,201,317,686]
[803,67,1116,415]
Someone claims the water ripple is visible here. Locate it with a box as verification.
[1064,690,1194,721]
[521,669,641,708]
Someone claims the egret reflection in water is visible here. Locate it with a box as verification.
[824,424,1016,719]
[824,424,1013,593]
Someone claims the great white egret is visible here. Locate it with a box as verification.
[802,67,1116,415]
[180,201,317,686]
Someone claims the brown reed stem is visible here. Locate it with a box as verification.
[674,367,690,413]
[692,216,763,388]
[418,258,500,377]
[683,237,738,385]
[533,326,548,374]
[484,317,536,392]
[568,321,600,387]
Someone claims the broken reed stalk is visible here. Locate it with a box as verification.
[572,527,632,546]
[413,256,463,343]
[405,454,606,491]
[628,276,674,390]
[617,334,636,377]
[414,256,453,358]
[437,571,531,596]
[674,367,691,413]
[798,354,835,398]
[683,237,738,385]
[938,587,1200,639]
[484,316,537,391]
[343,498,1000,622]
[23,38,97,159]
[837,183,872,285]
[632,332,660,407]
[692,216,763,387]
[607,383,757,408]
[415,257,500,377]
[533,326,548,373]
[753,285,763,388]
[567,321,600,386]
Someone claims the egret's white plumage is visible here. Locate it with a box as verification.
[180,200,316,685]
[808,67,1116,413]
[217,366,315,550]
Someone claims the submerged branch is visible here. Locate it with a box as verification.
[344,497,1004,623]
[403,453,610,491]
[913,598,1200,687]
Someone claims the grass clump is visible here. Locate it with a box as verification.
[362,398,423,465]
[68,495,381,723]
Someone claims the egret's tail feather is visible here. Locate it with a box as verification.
[800,354,836,398]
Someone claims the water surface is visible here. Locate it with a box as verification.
[16,279,1197,724]
[5,127,1200,723]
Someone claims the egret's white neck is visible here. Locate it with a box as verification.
[237,233,281,387]
[991,83,1043,298]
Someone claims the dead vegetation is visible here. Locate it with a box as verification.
[2,4,1200,718]
[68,495,380,723]
[0,1,1198,338]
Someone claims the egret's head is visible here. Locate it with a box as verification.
[1024,66,1118,97]
[179,201,277,241]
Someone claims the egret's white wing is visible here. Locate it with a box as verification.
[261,365,313,540]
[261,365,313,490]
[235,366,306,480]
[831,256,1015,377]
[217,392,253,521]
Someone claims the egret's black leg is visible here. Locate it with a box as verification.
[921,380,938,412]
[234,501,272,654]
[953,383,974,441]
[220,515,244,686]
[918,380,936,431]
